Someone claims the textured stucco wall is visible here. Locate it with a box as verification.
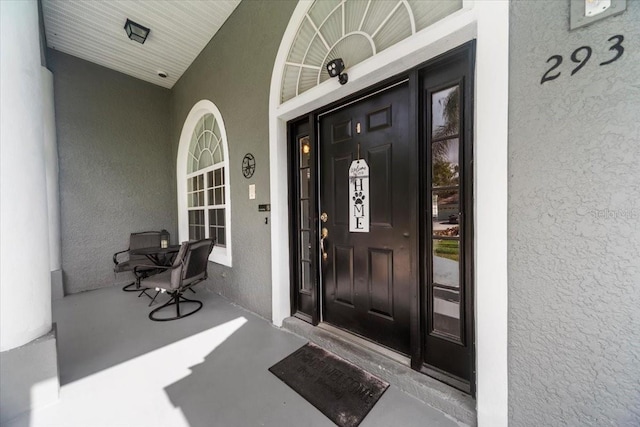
[49,50,176,294]
[509,2,640,426]
[170,0,297,320]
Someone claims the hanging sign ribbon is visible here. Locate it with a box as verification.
[349,159,369,233]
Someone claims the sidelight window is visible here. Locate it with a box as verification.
[298,136,312,293]
[430,84,462,342]
[289,117,316,321]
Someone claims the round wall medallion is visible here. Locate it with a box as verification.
[242,153,256,179]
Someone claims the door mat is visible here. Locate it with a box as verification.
[269,342,389,427]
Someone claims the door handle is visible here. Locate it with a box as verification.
[320,227,329,261]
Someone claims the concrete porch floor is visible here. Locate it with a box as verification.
[4,285,462,427]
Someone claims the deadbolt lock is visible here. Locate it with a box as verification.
[320,212,328,223]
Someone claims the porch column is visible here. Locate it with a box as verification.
[1,0,59,422]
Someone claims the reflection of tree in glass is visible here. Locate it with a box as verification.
[434,87,459,139]
[433,87,459,188]
[433,159,458,187]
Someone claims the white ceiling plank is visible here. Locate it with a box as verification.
[42,0,241,88]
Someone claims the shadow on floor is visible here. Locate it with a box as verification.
[54,285,254,385]
[164,316,335,427]
[37,286,460,427]
[164,317,459,427]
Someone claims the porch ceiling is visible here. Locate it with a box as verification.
[41,0,241,89]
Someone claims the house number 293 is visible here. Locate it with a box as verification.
[540,35,624,85]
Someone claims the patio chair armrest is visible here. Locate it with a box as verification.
[113,248,130,265]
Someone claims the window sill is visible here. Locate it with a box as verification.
[209,246,231,267]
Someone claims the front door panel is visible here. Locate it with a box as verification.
[320,82,414,355]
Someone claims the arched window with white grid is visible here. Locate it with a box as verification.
[177,100,232,266]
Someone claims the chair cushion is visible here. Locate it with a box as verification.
[139,269,175,290]
[139,239,212,292]
[139,269,205,291]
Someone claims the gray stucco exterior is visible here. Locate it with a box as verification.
[169,0,298,320]
[49,51,176,294]
[42,1,640,424]
[508,1,640,426]
[48,0,297,313]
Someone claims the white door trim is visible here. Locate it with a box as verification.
[268,2,508,426]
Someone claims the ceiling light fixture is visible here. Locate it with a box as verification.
[124,19,150,44]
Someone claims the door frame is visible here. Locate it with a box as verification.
[288,45,475,393]
[269,1,509,425]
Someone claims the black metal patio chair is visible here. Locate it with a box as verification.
[113,230,168,292]
[136,238,214,321]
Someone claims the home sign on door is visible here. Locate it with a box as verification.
[349,159,369,233]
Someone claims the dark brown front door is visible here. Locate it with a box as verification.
[319,81,415,355]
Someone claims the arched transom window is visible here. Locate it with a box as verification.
[280,0,462,103]
[178,100,232,266]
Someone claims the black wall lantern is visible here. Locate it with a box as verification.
[159,229,169,248]
[326,58,348,85]
[124,19,150,44]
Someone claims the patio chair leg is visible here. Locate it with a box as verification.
[122,281,139,292]
[137,278,150,298]
[148,290,160,307]
[148,291,203,322]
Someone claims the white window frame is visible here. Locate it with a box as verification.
[186,164,226,244]
[177,100,232,266]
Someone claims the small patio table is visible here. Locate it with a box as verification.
[130,245,181,266]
